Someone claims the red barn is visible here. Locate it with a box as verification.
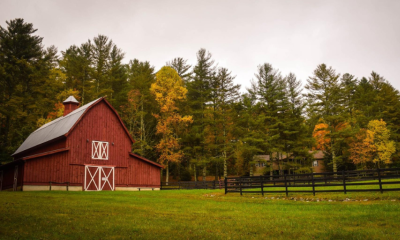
[0,96,162,191]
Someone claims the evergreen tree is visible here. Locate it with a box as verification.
[305,64,346,173]
[125,59,157,159]
[166,57,192,83]
[184,48,216,180]
[0,19,59,163]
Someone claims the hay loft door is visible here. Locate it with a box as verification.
[84,166,114,191]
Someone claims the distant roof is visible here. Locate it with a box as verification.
[255,151,324,161]
[310,150,324,159]
[12,98,100,156]
[63,95,79,104]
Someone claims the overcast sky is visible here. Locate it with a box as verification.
[1,0,399,92]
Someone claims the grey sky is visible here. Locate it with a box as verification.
[1,0,400,92]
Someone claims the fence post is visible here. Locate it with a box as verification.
[293,172,296,186]
[342,170,347,194]
[179,181,181,190]
[49,182,52,191]
[284,173,288,197]
[311,173,315,196]
[67,182,69,191]
[224,177,227,194]
[240,178,242,196]
[378,168,383,194]
[261,176,264,196]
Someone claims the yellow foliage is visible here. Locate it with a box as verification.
[367,119,396,166]
[150,66,193,166]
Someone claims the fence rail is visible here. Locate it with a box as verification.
[224,168,400,196]
[161,180,225,190]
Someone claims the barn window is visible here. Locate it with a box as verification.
[312,160,318,167]
[92,141,109,160]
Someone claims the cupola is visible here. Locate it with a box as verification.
[63,96,79,116]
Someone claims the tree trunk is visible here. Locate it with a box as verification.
[140,97,144,155]
[223,150,227,179]
[332,140,337,178]
[166,164,169,185]
[203,166,206,182]
[194,164,197,182]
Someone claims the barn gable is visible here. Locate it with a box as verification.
[12,97,134,157]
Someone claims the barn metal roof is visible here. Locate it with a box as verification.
[63,95,79,103]
[12,98,100,156]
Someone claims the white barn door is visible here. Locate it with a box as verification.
[84,166,114,191]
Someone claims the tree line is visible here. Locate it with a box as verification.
[1,19,399,182]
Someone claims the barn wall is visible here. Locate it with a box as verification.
[67,101,132,169]
[22,151,75,186]
[121,155,161,188]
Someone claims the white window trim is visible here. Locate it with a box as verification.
[92,141,109,160]
[312,160,318,167]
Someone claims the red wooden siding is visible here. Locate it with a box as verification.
[124,155,160,187]
[67,101,132,168]
[3,98,161,190]
[23,151,73,186]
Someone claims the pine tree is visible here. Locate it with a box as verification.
[0,19,58,163]
[253,63,287,175]
[126,59,157,159]
[166,57,192,83]
[305,64,346,174]
[206,67,240,178]
[184,48,216,180]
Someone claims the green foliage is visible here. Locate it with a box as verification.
[2,18,400,177]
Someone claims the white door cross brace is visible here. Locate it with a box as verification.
[84,166,114,191]
[100,167,113,190]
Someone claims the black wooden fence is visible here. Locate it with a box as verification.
[225,168,400,196]
[161,180,225,190]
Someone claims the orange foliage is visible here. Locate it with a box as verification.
[349,129,375,167]
[312,123,330,151]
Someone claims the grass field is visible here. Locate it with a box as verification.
[0,188,400,240]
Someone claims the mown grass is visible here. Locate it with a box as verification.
[0,187,399,240]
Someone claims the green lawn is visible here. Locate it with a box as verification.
[0,189,400,240]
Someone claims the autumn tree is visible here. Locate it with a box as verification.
[367,120,396,168]
[348,129,375,169]
[150,66,193,184]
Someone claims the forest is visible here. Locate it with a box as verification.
[1,19,399,182]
